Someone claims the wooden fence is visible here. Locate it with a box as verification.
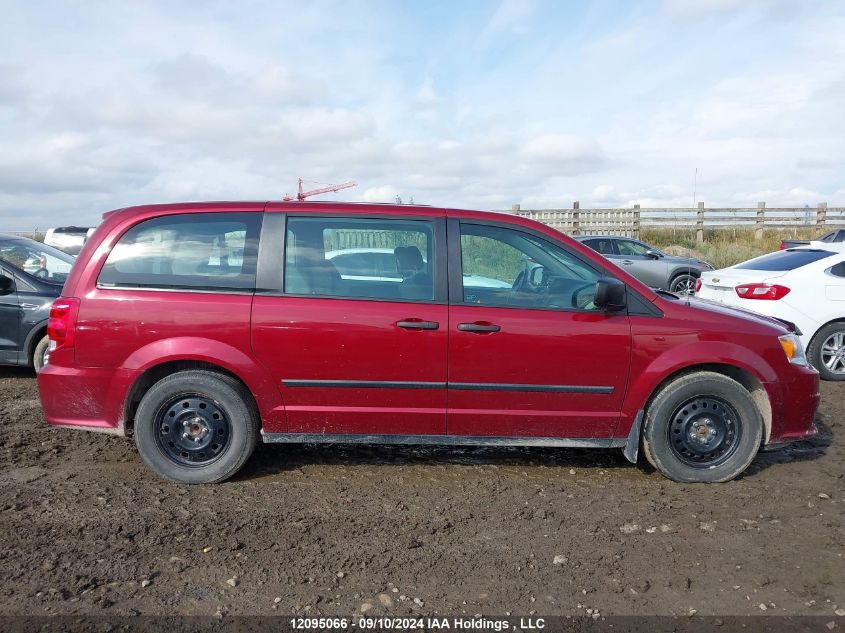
[509,202,845,241]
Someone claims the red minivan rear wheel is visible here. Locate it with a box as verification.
[134,370,259,484]
[641,371,763,483]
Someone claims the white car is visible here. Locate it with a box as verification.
[696,242,845,380]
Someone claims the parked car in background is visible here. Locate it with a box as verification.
[0,234,75,371]
[37,202,819,485]
[696,242,845,380]
[44,226,95,255]
[574,235,712,294]
[779,229,845,250]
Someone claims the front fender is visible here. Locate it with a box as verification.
[122,337,286,432]
[619,340,780,434]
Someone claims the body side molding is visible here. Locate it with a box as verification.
[282,379,613,394]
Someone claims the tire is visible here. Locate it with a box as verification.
[134,370,259,484]
[669,273,696,295]
[32,335,50,373]
[641,371,763,483]
[807,322,845,381]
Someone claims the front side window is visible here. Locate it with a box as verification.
[284,217,434,301]
[0,238,75,285]
[98,213,261,290]
[459,224,602,311]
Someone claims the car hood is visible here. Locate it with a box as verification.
[675,295,791,334]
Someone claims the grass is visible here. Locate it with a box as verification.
[640,227,823,268]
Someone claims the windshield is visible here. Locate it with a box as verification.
[0,238,75,284]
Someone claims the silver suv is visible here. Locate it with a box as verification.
[574,235,712,294]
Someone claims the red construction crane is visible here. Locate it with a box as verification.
[283,178,356,202]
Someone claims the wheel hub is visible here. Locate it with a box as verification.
[689,418,718,444]
[182,416,210,442]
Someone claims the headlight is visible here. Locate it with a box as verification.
[779,333,808,366]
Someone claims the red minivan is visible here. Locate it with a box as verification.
[38,202,819,484]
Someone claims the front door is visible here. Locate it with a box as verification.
[0,268,20,364]
[447,220,631,439]
[251,212,448,436]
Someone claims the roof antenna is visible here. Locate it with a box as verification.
[686,168,698,305]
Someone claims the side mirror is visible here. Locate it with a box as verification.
[594,277,626,311]
[645,250,661,259]
[0,275,14,296]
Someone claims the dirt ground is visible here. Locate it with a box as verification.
[0,367,842,619]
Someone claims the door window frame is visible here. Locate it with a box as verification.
[256,212,448,304]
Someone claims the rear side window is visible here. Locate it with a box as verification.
[735,249,835,271]
[284,217,434,301]
[98,213,261,290]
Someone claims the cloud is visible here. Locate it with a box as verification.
[0,1,842,231]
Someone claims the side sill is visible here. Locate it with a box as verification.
[261,432,625,449]
[50,420,126,437]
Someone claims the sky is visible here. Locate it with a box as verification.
[0,0,843,231]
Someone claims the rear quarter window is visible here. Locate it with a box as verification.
[734,249,835,271]
[98,212,261,290]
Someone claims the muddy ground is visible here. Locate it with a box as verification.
[0,368,842,619]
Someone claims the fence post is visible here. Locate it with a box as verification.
[512,204,521,214]
[755,201,765,240]
[573,201,580,235]
[817,202,827,228]
[633,204,641,239]
[696,202,705,243]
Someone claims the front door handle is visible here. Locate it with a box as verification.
[621,260,634,265]
[457,322,501,333]
[396,320,439,330]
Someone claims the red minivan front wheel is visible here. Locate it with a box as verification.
[641,371,763,483]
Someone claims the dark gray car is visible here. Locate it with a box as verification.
[0,234,75,371]
[574,235,712,294]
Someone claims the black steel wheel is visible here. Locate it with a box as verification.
[667,396,741,468]
[155,395,231,467]
[642,371,762,483]
[134,370,259,484]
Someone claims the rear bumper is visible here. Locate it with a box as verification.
[37,361,139,435]
[767,366,820,443]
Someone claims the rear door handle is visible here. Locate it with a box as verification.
[621,260,634,265]
[396,320,439,330]
[457,322,501,333]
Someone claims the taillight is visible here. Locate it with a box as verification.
[694,278,702,293]
[47,297,80,349]
[779,242,786,250]
[735,283,791,300]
